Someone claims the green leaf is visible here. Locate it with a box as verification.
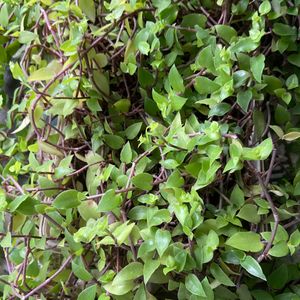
[185,274,206,297]
[268,264,288,289]
[78,200,100,221]
[103,134,125,150]
[15,196,39,215]
[113,221,135,245]
[288,53,300,67]
[226,232,264,252]
[18,31,38,44]
[269,125,284,138]
[230,184,245,208]
[147,208,172,227]
[240,256,266,280]
[0,4,8,27]
[8,195,32,213]
[120,142,132,164]
[28,60,62,82]
[242,138,273,160]
[72,258,93,281]
[269,241,289,257]
[53,190,83,209]
[259,0,271,15]
[237,204,260,224]
[194,76,220,94]
[237,90,252,112]
[54,155,74,179]
[98,189,122,212]
[250,54,265,83]
[138,41,150,55]
[208,103,231,117]
[168,65,185,93]
[273,23,297,36]
[231,38,258,53]
[155,229,171,257]
[79,0,96,22]
[77,284,97,300]
[0,232,11,247]
[93,71,110,95]
[195,45,215,73]
[93,53,108,68]
[132,173,153,191]
[210,262,235,286]
[286,74,298,90]
[138,68,154,88]
[215,25,237,43]
[125,122,143,140]
[103,280,135,296]
[114,262,143,283]
[114,98,131,113]
[144,259,160,284]
[233,70,250,88]
[169,93,188,111]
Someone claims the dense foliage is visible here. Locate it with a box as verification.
[1,0,300,299]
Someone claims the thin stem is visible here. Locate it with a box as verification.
[23,255,73,299]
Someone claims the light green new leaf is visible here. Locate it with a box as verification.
[242,138,273,160]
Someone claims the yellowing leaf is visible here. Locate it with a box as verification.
[282,132,300,141]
